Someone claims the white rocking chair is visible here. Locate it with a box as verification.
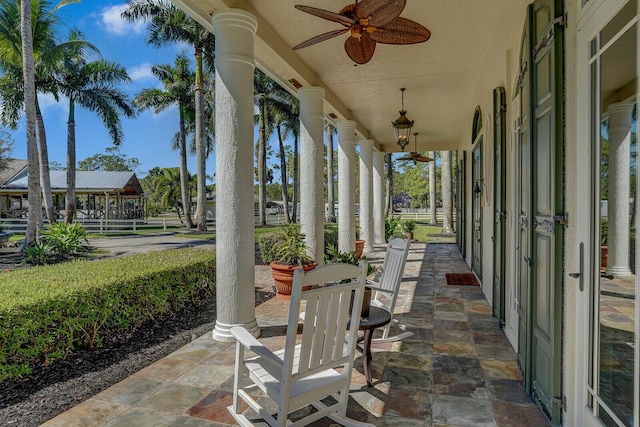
[228,261,374,427]
[367,238,413,343]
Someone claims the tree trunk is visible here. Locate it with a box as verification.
[257,102,267,226]
[21,0,40,246]
[327,124,336,222]
[36,104,56,224]
[277,124,291,223]
[65,100,76,223]
[178,106,194,228]
[429,150,437,224]
[441,150,454,234]
[292,134,299,222]
[385,153,393,216]
[194,48,207,231]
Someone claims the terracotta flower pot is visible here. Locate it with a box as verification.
[355,240,366,259]
[600,245,608,272]
[270,261,318,300]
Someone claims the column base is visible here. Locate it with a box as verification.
[212,318,260,342]
[605,265,633,279]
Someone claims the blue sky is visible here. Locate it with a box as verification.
[4,2,212,179]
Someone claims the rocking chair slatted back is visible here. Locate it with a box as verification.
[286,263,365,379]
[368,238,412,342]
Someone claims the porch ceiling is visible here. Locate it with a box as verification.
[172,0,529,152]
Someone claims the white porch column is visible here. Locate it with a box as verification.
[211,9,259,342]
[373,150,386,244]
[337,121,357,253]
[605,102,634,278]
[359,139,374,251]
[299,87,325,264]
[429,151,437,224]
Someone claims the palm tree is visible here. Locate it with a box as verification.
[151,167,182,215]
[18,0,40,245]
[0,0,88,228]
[273,90,299,224]
[58,30,135,223]
[123,0,215,231]
[254,69,275,226]
[325,121,336,222]
[385,153,393,215]
[134,52,194,228]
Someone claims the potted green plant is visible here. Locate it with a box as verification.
[385,215,402,241]
[270,223,318,299]
[401,219,416,240]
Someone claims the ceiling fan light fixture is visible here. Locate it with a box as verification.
[392,88,414,151]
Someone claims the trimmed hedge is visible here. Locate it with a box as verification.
[0,248,215,382]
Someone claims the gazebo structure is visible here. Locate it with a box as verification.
[0,161,145,220]
[167,1,637,425]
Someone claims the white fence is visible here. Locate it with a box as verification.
[0,211,453,234]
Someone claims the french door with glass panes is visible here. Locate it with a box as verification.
[577,0,639,425]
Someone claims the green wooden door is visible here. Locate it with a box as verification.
[493,87,507,324]
[456,151,466,257]
[517,4,533,377]
[472,141,483,278]
[530,0,564,422]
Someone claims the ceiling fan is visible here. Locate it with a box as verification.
[397,133,434,163]
[292,0,431,64]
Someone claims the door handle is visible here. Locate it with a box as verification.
[568,242,584,292]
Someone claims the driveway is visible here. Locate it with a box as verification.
[88,232,215,258]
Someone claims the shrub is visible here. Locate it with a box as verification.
[41,222,88,259]
[385,215,402,241]
[0,248,215,382]
[258,232,281,264]
[324,225,338,250]
[22,242,53,265]
[401,219,416,233]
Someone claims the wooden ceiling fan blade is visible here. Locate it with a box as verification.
[293,28,349,50]
[344,33,376,64]
[370,17,431,45]
[355,0,405,27]
[295,5,356,26]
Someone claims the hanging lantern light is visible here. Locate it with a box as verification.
[392,88,414,151]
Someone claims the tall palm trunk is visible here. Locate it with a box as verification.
[257,102,267,226]
[36,102,56,224]
[385,153,393,215]
[65,100,76,223]
[441,150,454,233]
[429,150,437,224]
[276,124,291,223]
[194,48,206,231]
[21,0,40,246]
[178,106,194,228]
[327,124,336,222]
[292,133,299,222]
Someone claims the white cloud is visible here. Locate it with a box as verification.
[128,63,155,82]
[100,5,145,36]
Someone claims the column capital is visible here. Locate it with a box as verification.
[211,9,258,34]
[608,101,635,114]
[298,86,325,99]
[336,120,357,131]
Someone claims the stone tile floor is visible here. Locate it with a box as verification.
[41,243,550,427]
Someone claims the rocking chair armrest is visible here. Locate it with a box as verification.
[230,326,283,369]
[365,280,393,295]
